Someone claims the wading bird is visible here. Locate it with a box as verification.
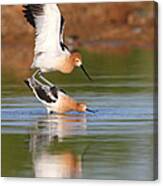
[24,77,94,114]
[23,4,92,85]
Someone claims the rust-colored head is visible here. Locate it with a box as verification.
[70,52,82,67]
[69,51,92,81]
[76,102,87,112]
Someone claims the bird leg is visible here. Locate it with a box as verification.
[32,69,54,87]
[38,71,54,87]
[32,69,40,81]
[32,70,44,86]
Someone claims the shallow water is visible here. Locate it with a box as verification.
[1,49,156,180]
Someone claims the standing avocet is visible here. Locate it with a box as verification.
[24,77,94,114]
[23,4,92,85]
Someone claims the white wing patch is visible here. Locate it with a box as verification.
[34,4,61,55]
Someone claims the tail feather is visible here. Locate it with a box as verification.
[24,79,33,90]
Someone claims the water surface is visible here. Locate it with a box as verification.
[1,49,156,180]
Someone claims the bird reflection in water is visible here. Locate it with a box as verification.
[30,113,88,178]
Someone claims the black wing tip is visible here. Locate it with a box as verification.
[22,4,28,8]
[22,4,42,28]
[24,79,34,91]
[59,88,67,94]
[24,79,30,87]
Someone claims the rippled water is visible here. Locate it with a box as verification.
[1,49,157,180]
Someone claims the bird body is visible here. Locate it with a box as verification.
[24,77,87,114]
[51,91,85,114]
[31,52,70,73]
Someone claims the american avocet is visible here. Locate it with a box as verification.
[23,4,92,85]
[24,77,94,114]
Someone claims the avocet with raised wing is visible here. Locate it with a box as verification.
[23,4,92,85]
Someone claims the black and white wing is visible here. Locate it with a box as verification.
[24,78,58,104]
[59,15,69,51]
[23,4,69,56]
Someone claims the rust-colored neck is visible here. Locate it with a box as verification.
[60,56,74,74]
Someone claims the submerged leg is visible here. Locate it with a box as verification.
[38,72,54,87]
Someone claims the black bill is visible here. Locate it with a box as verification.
[80,65,92,81]
[86,108,96,113]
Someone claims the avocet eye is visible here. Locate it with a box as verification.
[75,59,80,62]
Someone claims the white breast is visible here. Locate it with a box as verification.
[31,52,70,73]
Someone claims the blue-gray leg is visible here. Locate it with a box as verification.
[38,71,54,87]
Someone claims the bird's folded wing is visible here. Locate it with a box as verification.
[25,78,58,103]
[23,4,63,56]
[35,85,58,103]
